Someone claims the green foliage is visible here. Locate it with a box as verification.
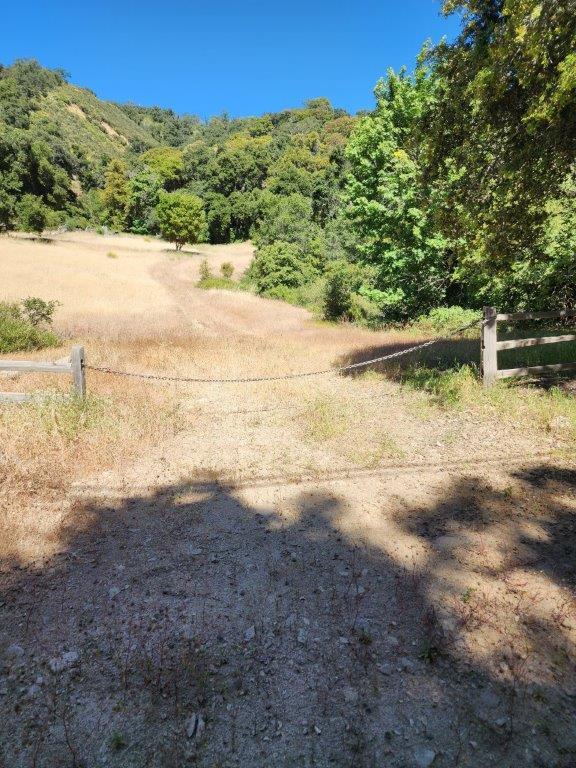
[126,169,162,233]
[411,306,481,336]
[109,730,127,752]
[323,260,364,321]
[141,146,184,188]
[402,364,477,408]
[156,191,206,249]
[204,193,232,244]
[252,193,326,268]
[17,194,49,235]
[199,259,212,282]
[0,300,59,353]
[343,66,448,321]
[250,241,318,296]
[20,296,59,326]
[220,261,234,279]
[321,261,381,324]
[0,189,14,230]
[423,0,576,310]
[102,159,130,230]
[118,103,200,146]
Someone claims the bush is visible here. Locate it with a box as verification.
[411,306,481,336]
[199,259,212,282]
[220,261,234,279]
[249,241,316,295]
[0,301,59,353]
[20,297,59,326]
[197,259,240,291]
[17,194,49,236]
[323,260,380,324]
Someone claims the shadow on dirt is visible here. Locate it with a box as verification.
[336,337,480,380]
[1,466,574,766]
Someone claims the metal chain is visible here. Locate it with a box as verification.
[85,318,483,384]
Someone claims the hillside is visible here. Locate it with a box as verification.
[39,83,159,159]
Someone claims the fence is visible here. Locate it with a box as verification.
[481,306,576,387]
[0,345,86,402]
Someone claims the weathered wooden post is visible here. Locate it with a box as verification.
[71,345,86,399]
[481,306,498,388]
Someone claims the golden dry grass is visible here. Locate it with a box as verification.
[2,230,575,566]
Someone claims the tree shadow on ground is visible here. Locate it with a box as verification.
[336,334,576,392]
[336,338,480,381]
[0,465,575,767]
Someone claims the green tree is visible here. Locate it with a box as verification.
[250,241,317,296]
[425,0,576,309]
[141,146,184,189]
[102,159,130,231]
[126,170,162,233]
[204,193,232,243]
[0,189,15,230]
[344,66,447,320]
[155,191,206,250]
[17,194,48,236]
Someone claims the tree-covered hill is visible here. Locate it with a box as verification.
[0,59,354,252]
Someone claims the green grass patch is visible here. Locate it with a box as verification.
[197,275,242,291]
[197,259,244,291]
[303,396,349,442]
[401,360,576,441]
[29,393,114,441]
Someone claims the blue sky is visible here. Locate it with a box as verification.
[3,1,460,118]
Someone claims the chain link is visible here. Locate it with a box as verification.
[85,318,483,384]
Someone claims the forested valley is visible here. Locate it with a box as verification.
[1,0,575,323]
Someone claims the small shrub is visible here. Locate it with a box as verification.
[21,297,59,326]
[323,261,380,325]
[199,259,212,282]
[412,306,481,337]
[0,301,59,354]
[107,251,118,259]
[220,261,234,279]
[323,260,363,320]
[303,396,348,442]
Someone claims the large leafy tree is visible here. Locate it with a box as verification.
[344,66,448,320]
[426,0,576,308]
[155,191,206,250]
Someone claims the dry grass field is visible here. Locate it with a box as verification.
[1,231,575,767]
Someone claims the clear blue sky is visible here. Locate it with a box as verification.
[3,1,460,119]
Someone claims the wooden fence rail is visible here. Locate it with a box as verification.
[0,345,86,402]
[481,306,576,387]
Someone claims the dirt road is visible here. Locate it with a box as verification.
[1,233,575,767]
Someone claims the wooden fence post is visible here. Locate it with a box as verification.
[71,345,86,399]
[481,306,498,388]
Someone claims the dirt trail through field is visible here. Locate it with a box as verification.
[149,256,311,337]
[1,233,575,768]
